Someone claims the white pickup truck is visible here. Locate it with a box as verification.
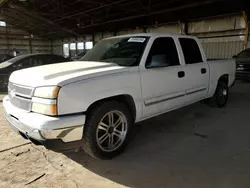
[3,33,236,159]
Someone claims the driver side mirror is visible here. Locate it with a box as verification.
[232,55,237,58]
[146,54,170,68]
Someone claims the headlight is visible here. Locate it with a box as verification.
[32,102,57,116]
[34,86,60,99]
[32,86,59,116]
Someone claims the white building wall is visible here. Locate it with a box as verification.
[0,22,52,55]
[189,15,247,58]
[201,41,245,59]
[188,15,245,33]
[117,28,144,35]
[146,23,184,34]
[53,14,249,58]
[52,35,93,56]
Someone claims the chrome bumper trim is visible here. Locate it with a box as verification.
[3,96,84,143]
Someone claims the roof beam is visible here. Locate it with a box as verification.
[32,0,129,29]
[0,0,9,7]
[77,0,226,29]
[10,4,79,36]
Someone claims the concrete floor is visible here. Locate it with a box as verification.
[0,82,250,188]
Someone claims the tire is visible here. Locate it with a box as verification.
[205,80,228,107]
[82,101,132,159]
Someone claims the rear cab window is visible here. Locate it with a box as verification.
[179,38,203,64]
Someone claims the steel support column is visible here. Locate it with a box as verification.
[92,34,95,45]
[243,11,249,49]
[5,24,10,54]
[29,35,33,53]
[50,40,53,53]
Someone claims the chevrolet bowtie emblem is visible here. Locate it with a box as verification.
[10,89,16,98]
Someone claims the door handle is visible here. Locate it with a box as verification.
[201,68,207,74]
[178,71,185,78]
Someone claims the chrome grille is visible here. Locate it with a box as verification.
[8,82,34,111]
[9,95,32,111]
[8,82,33,97]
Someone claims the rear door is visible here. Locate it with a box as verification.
[178,38,209,103]
[140,37,187,118]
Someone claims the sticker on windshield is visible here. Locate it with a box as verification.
[128,37,146,43]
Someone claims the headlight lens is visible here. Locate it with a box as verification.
[32,103,57,116]
[34,86,60,99]
[32,86,60,116]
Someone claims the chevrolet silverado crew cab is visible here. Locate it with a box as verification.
[3,33,236,159]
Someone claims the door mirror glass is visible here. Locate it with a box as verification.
[147,55,170,68]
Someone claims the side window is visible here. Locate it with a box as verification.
[13,57,32,69]
[46,55,65,64]
[42,55,52,65]
[41,55,57,65]
[31,56,44,66]
[146,37,180,68]
[51,55,66,63]
[179,38,203,64]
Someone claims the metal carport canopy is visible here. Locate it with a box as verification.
[0,0,248,39]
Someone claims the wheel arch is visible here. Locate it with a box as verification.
[86,94,137,122]
[218,74,229,85]
[206,74,229,99]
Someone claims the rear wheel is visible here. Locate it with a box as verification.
[206,80,228,107]
[82,101,132,159]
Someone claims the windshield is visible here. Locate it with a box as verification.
[80,36,149,66]
[237,49,250,58]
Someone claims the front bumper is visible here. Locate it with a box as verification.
[3,96,86,152]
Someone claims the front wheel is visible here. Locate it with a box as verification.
[82,101,132,159]
[205,80,228,107]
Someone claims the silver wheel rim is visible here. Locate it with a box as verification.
[96,110,128,152]
[218,85,227,104]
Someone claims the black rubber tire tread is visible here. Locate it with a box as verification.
[82,101,132,159]
[205,80,228,108]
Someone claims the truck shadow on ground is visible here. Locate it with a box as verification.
[65,86,249,188]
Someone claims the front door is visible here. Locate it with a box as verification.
[140,37,186,118]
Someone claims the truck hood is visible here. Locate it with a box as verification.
[9,61,131,87]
